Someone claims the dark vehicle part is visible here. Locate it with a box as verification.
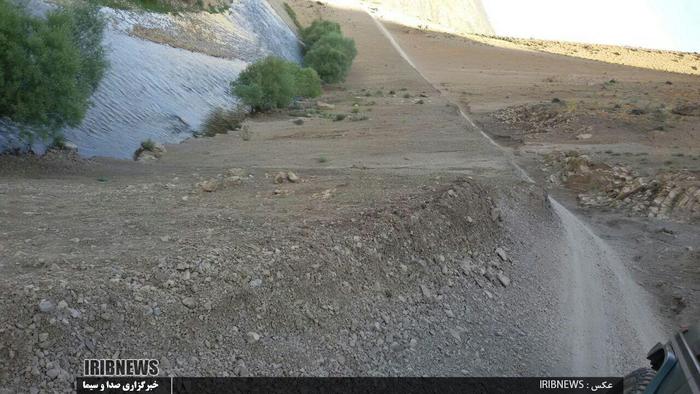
[639,324,700,394]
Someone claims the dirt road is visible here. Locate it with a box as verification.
[368,6,666,374]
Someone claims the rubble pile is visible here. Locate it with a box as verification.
[544,151,700,221]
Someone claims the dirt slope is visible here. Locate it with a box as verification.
[0,1,688,392]
[381,16,699,326]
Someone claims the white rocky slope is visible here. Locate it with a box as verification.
[364,0,494,36]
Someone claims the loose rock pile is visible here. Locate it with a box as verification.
[544,151,700,221]
[492,102,576,135]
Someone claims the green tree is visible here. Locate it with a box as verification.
[293,67,322,98]
[231,56,321,112]
[0,1,107,140]
[303,32,357,83]
[300,19,341,52]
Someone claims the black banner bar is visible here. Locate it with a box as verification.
[77,377,623,394]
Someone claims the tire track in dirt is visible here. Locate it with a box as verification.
[366,7,664,374]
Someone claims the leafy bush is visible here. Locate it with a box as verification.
[303,32,357,83]
[201,107,246,137]
[300,20,341,52]
[141,139,156,151]
[0,1,107,140]
[231,56,321,112]
[293,67,322,98]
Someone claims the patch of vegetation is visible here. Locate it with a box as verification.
[283,2,301,30]
[50,135,67,150]
[317,155,328,163]
[95,0,230,13]
[303,32,357,83]
[141,139,156,151]
[300,19,357,83]
[200,107,246,137]
[293,67,323,98]
[0,1,108,141]
[231,56,322,112]
[300,20,341,52]
[333,114,347,121]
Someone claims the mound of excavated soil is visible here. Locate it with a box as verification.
[0,178,563,391]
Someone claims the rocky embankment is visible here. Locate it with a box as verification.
[543,151,700,222]
[0,178,565,392]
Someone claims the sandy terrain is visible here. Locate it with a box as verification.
[0,1,696,392]
[383,21,699,326]
[467,34,700,76]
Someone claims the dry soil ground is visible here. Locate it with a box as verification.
[0,1,697,392]
[380,19,699,327]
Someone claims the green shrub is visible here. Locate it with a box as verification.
[141,139,156,151]
[303,32,357,83]
[293,67,322,98]
[0,1,107,140]
[201,107,246,137]
[300,20,341,51]
[231,56,321,112]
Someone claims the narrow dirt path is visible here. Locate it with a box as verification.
[366,6,665,374]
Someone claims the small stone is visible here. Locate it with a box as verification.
[274,172,287,184]
[38,299,54,313]
[38,332,49,342]
[495,247,508,262]
[316,101,335,110]
[490,208,502,222]
[57,300,68,310]
[576,133,593,140]
[497,273,511,287]
[46,368,61,380]
[390,342,401,352]
[227,168,247,177]
[420,285,431,299]
[445,309,455,318]
[160,235,171,242]
[182,297,197,309]
[199,180,219,193]
[247,332,260,343]
[234,360,249,377]
[249,278,262,288]
[287,171,300,183]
